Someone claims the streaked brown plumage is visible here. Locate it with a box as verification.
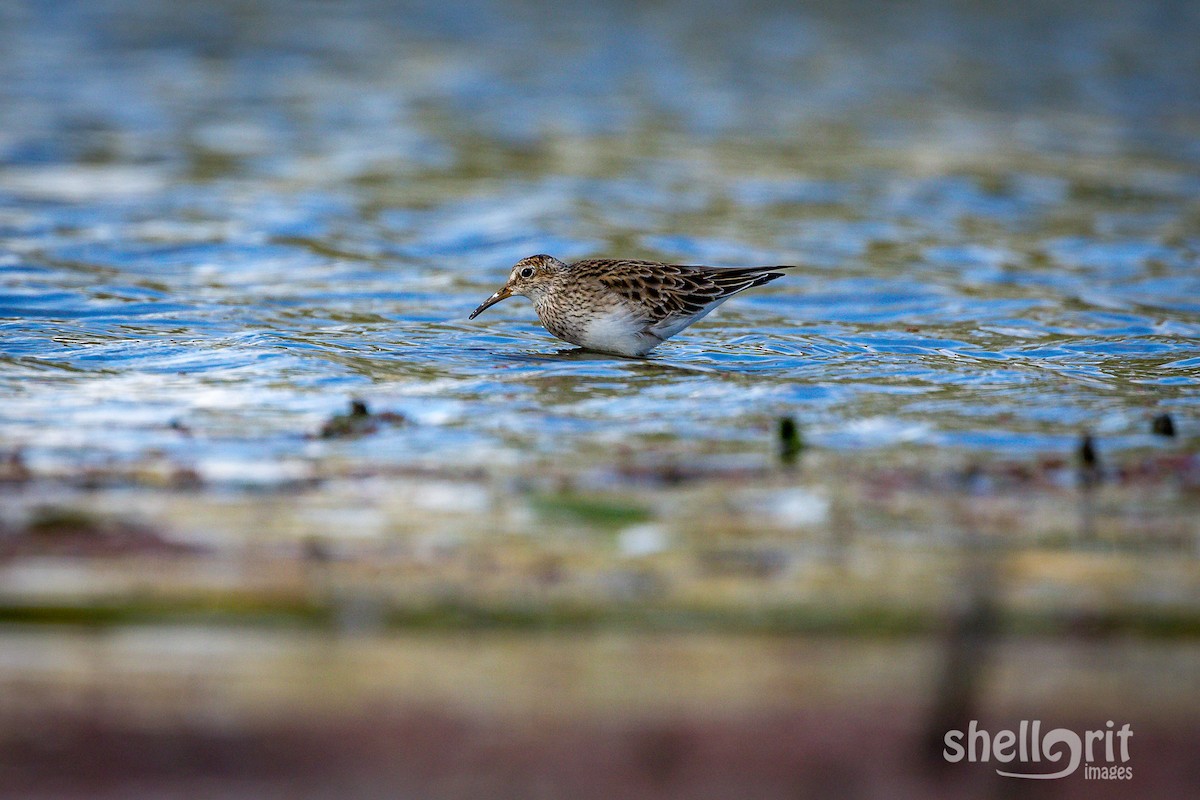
[469,254,791,356]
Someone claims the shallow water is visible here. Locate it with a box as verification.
[2,0,1199,480]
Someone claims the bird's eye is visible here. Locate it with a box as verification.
[520,267,534,278]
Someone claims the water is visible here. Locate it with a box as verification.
[2,0,1199,480]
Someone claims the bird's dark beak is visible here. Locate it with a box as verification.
[469,285,513,319]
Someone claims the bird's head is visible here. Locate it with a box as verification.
[469,254,566,318]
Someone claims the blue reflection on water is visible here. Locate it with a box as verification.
[0,0,1198,478]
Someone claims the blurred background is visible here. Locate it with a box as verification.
[1,0,1198,797]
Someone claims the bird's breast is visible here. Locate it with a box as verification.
[535,294,658,357]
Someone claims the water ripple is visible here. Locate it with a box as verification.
[1,0,1198,476]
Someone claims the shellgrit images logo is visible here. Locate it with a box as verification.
[943,720,1133,780]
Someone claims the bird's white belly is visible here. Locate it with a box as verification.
[575,304,659,357]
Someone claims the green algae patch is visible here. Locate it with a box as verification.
[530,493,653,530]
[0,595,332,629]
[3,596,1199,639]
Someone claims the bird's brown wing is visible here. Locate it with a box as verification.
[574,259,787,324]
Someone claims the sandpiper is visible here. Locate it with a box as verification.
[469,254,792,357]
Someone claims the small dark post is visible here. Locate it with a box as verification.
[778,416,804,467]
[1151,413,1175,438]
[1078,432,1101,541]
[1078,433,1101,485]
